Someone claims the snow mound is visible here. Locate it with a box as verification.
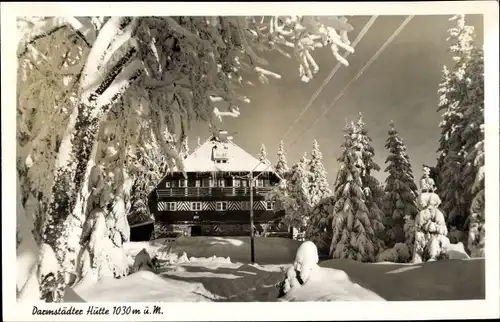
[293,241,319,283]
[280,265,385,301]
[277,241,385,301]
[446,242,470,260]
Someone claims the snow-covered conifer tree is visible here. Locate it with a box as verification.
[327,122,379,262]
[466,125,485,257]
[354,114,385,252]
[459,46,484,253]
[179,136,190,160]
[275,140,289,179]
[305,140,334,252]
[308,140,332,206]
[412,166,450,263]
[266,140,290,229]
[258,143,271,165]
[275,154,312,231]
[436,15,483,236]
[382,121,419,253]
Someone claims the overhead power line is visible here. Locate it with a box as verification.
[246,15,415,179]
[282,15,379,141]
[288,15,415,148]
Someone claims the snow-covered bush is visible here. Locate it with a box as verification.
[377,243,411,263]
[276,265,302,298]
[276,240,320,297]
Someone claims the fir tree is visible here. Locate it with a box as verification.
[467,125,484,257]
[382,121,419,251]
[436,14,482,234]
[258,143,270,165]
[328,122,379,262]
[308,140,333,206]
[305,140,334,252]
[275,140,290,179]
[459,46,484,252]
[354,114,385,252]
[279,153,312,231]
[412,166,450,263]
[179,136,190,159]
[266,141,290,228]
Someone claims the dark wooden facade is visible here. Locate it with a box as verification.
[148,135,288,238]
[148,171,286,237]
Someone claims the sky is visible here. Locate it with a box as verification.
[186,15,484,184]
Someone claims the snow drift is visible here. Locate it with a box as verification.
[67,237,484,303]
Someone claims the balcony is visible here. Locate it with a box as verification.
[156,187,272,198]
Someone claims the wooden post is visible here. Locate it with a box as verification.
[249,172,255,263]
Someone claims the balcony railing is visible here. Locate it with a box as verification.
[156,187,272,198]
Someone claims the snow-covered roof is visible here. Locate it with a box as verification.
[173,137,273,173]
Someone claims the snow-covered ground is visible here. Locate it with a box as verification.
[67,237,485,303]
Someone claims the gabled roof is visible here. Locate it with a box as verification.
[173,137,273,173]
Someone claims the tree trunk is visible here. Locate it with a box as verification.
[41,102,103,302]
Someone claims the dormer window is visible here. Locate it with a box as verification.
[212,142,229,163]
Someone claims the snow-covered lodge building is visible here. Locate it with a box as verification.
[148,133,287,238]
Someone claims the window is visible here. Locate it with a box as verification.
[233,179,241,187]
[202,179,210,187]
[241,201,251,210]
[167,202,177,211]
[195,180,201,187]
[216,201,228,211]
[266,201,274,210]
[179,179,187,187]
[218,179,225,187]
[191,202,202,211]
[255,179,264,187]
[165,181,171,188]
[241,180,248,187]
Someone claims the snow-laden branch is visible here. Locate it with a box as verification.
[213,106,241,122]
[95,59,144,110]
[17,17,70,57]
[69,17,98,47]
[254,66,282,80]
[80,17,138,95]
